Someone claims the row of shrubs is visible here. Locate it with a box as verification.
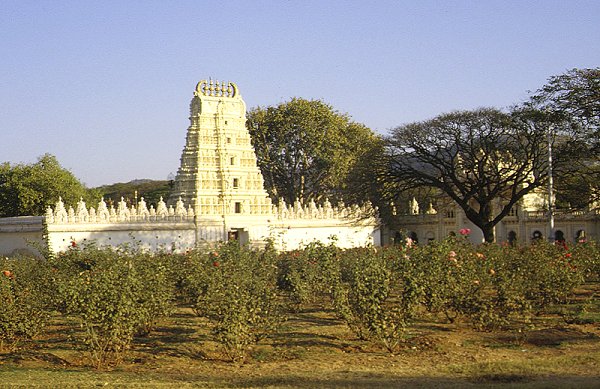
[1,237,599,366]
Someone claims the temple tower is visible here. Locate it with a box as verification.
[169,80,273,244]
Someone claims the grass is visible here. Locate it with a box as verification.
[1,288,600,388]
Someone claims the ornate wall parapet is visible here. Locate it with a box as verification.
[45,196,194,225]
[272,198,377,222]
[45,194,377,227]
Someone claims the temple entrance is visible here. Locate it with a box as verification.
[227,228,249,245]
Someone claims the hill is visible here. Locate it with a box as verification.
[94,179,173,208]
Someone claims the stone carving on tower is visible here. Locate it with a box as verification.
[168,80,273,219]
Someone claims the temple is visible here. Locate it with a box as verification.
[2,79,597,257]
[0,80,380,256]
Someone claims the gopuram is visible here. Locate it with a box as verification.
[167,80,275,245]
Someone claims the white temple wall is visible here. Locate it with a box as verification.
[47,222,197,253]
[270,219,380,251]
[1,213,380,257]
[194,215,272,248]
[0,216,45,257]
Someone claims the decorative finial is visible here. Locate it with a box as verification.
[195,80,238,98]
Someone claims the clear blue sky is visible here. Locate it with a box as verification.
[1,0,598,187]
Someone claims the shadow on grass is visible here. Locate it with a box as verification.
[221,373,600,389]
[496,326,598,347]
[286,310,342,327]
[2,366,599,389]
[270,330,346,349]
[0,350,71,366]
[132,324,209,359]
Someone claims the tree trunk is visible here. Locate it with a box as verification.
[482,226,495,243]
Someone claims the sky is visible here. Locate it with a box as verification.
[1,1,599,187]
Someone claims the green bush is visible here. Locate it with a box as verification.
[0,256,52,351]
[488,243,583,314]
[276,242,340,310]
[175,250,211,314]
[50,245,174,367]
[408,239,586,330]
[570,240,600,281]
[333,247,418,352]
[184,242,284,362]
[3,233,597,363]
[407,238,477,323]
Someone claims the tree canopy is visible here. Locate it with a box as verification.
[530,67,600,147]
[529,68,600,208]
[96,179,172,209]
[383,107,564,242]
[246,98,379,205]
[0,154,98,217]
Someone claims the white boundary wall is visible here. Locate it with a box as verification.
[271,219,380,251]
[0,217,46,257]
[46,222,197,253]
[0,214,380,257]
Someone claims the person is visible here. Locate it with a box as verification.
[554,230,567,249]
[507,231,517,246]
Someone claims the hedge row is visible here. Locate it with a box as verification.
[1,238,598,365]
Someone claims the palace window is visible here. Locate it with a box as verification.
[234,202,242,214]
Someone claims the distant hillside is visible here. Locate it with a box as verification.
[94,179,173,208]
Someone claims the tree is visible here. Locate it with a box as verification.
[96,179,171,208]
[529,68,600,207]
[246,98,379,205]
[0,154,98,217]
[343,138,390,214]
[384,108,564,243]
[530,68,600,147]
[342,137,432,224]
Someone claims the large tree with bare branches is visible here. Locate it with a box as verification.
[384,107,567,242]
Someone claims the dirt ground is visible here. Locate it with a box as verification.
[1,287,600,388]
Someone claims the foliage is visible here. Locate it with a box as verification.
[0,257,52,351]
[333,247,418,352]
[342,138,402,224]
[384,108,560,242]
[276,241,340,309]
[50,245,174,367]
[0,154,99,217]
[528,68,600,207]
[1,238,598,364]
[409,238,585,330]
[569,240,600,281]
[95,179,172,209]
[127,251,175,336]
[530,67,600,148]
[247,98,379,205]
[183,242,284,362]
[164,250,201,306]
